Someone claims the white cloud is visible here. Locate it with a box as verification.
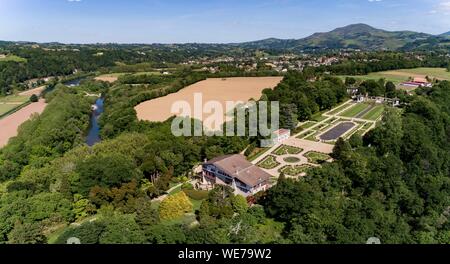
[368,0,383,2]
[67,0,82,2]
[440,1,450,10]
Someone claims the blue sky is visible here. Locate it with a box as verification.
[1,0,450,43]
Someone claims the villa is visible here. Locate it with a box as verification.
[201,154,271,197]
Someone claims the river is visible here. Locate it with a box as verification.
[86,98,104,146]
[63,77,84,87]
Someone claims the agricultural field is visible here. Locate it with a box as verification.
[95,71,163,83]
[0,100,47,148]
[135,77,283,131]
[337,67,450,85]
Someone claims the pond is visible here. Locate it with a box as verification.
[86,98,104,146]
[320,122,355,141]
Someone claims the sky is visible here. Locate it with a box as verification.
[1,0,450,44]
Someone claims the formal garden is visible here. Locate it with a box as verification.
[257,155,280,169]
[279,164,314,177]
[272,145,303,156]
[304,151,332,165]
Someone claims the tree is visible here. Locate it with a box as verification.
[385,81,396,98]
[30,94,39,103]
[231,195,249,215]
[280,104,298,130]
[345,77,357,87]
[56,221,105,244]
[159,192,193,221]
[7,222,47,244]
[99,214,146,244]
[331,138,352,160]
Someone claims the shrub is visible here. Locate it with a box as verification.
[159,192,193,221]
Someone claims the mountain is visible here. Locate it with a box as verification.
[440,31,450,37]
[238,24,432,51]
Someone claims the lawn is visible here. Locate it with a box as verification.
[0,104,18,116]
[300,121,317,129]
[340,103,370,118]
[362,105,385,121]
[0,95,29,103]
[312,114,329,122]
[327,103,351,115]
[272,145,303,156]
[279,164,313,177]
[305,151,331,165]
[257,155,280,169]
[283,157,301,163]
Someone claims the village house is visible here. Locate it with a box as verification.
[201,154,271,197]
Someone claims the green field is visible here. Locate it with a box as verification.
[99,71,163,78]
[0,95,30,116]
[340,103,370,118]
[337,67,450,85]
[0,55,27,63]
[362,105,385,121]
[0,104,18,115]
[0,95,29,103]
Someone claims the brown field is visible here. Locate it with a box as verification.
[0,100,47,148]
[135,77,283,130]
[19,86,46,96]
[94,75,119,83]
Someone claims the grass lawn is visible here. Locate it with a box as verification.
[300,121,317,129]
[257,155,280,169]
[272,145,303,156]
[279,165,313,177]
[327,103,351,115]
[0,104,19,116]
[0,95,29,103]
[305,151,331,165]
[312,114,328,122]
[305,131,320,142]
[297,130,315,139]
[0,55,27,63]
[340,103,370,118]
[283,157,301,163]
[362,105,385,121]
